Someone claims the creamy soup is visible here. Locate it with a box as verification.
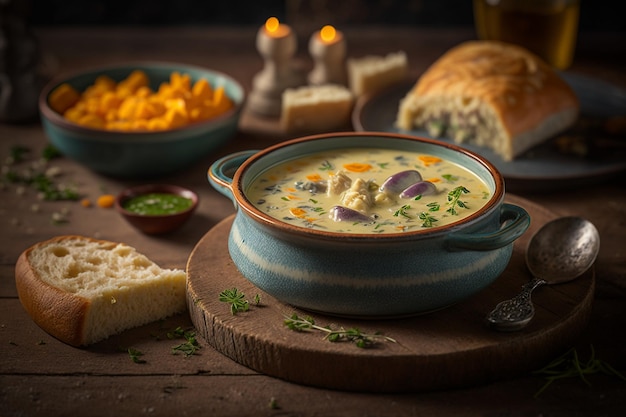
[246,148,491,234]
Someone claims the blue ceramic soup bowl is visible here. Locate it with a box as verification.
[209,132,530,318]
[39,62,244,178]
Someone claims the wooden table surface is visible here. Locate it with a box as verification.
[1,26,625,417]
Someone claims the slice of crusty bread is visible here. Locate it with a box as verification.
[15,235,187,347]
[396,41,579,161]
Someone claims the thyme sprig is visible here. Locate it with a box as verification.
[533,345,626,397]
[446,186,470,215]
[219,288,261,314]
[283,313,396,348]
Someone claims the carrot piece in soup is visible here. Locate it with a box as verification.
[343,163,372,173]
[289,208,307,218]
[418,155,442,167]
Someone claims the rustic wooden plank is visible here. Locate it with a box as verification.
[0,299,254,376]
[2,372,625,417]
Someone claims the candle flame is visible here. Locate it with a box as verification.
[320,25,337,43]
[265,17,280,34]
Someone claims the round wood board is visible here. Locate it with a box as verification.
[186,195,595,393]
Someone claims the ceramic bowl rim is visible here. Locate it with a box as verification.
[115,183,199,220]
[232,131,506,241]
[39,61,245,142]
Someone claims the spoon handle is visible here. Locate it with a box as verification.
[486,278,547,332]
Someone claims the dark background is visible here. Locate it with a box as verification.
[13,0,626,32]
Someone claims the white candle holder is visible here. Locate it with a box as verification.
[308,26,347,86]
[248,18,305,117]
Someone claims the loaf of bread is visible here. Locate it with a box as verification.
[396,41,579,160]
[15,235,187,347]
[348,51,408,97]
[280,84,354,133]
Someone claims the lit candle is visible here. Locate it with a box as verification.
[308,25,347,86]
[248,17,305,117]
[319,25,340,44]
[264,16,290,38]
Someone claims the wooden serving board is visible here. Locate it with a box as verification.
[186,195,594,393]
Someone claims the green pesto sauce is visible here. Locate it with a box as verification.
[123,193,193,216]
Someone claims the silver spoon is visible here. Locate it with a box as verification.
[486,216,600,332]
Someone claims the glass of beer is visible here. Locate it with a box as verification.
[473,0,580,70]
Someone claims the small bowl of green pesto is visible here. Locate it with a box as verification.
[116,184,199,234]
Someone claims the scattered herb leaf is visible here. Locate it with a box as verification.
[168,327,201,357]
[128,347,146,364]
[42,144,62,161]
[269,397,280,409]
[219,288,250,314]
[10,145,30,163]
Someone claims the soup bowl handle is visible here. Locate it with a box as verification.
[208,150,258,204]
[445,203,530,251]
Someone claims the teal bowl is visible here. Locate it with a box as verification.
[209,132,531,318]
[39,62,244,178]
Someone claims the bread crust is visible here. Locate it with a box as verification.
[416,41,577,136]
[397,41,579,160]
[14,235,186,347]
[15,236,92,347]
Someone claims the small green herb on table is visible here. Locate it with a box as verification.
[127,347,146,364]
[167,326,201,357]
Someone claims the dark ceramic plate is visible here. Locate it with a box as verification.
[353,73,626,192]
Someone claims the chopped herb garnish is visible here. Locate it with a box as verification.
[419,212,438,227]
[393,204,412,219]
[426,202,440,212]
[319,160,333,171]
[442,174,459,182]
